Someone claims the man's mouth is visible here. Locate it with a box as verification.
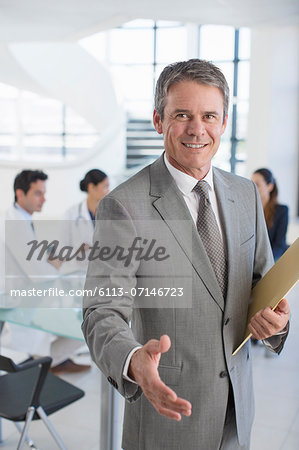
[183,143,207,149]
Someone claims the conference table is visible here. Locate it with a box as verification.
[0,273,121,450]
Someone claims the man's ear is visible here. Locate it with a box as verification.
[220,114,228,135]
[15,188,25,203]
[153,110,163,134]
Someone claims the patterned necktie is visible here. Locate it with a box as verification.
[193,180,228,298]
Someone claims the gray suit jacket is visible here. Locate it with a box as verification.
[82,155,284,450]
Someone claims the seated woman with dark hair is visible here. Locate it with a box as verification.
[252,168,289,261]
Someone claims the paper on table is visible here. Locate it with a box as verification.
[233,237,299,355]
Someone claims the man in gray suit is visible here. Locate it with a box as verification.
[82,59,290,449]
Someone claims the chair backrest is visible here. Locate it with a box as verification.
[0,355,18,373]
[0,355,52,407]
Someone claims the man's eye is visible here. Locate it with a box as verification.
[205,114,215,120]
[176,113,188,119]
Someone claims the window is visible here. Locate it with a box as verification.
[80,21,189,120]
[0,83,100,161]
[199,25,250,174]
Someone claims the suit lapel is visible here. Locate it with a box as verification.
[149,157,225,311]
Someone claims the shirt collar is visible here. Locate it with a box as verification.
[164,153,214,195]
[14,202,33,221]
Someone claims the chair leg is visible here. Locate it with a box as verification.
[17,407,35,450]
[36,406,66,450]
[15,422,37,449]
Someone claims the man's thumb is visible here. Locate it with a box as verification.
[276,298,290,314]
[159,334,171,354]
[146,335,171,355]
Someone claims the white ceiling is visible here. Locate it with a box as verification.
[1,0,299,42]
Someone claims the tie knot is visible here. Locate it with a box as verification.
[193,180,209,199]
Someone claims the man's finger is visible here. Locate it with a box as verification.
[146,377,177,402]
[259,305,289,332]
[145,334,171,356]
[252,304,287,330]
[248,322,265,340]
[250,317,272,335]
[143,378,192,415]
[275,298,290,314]
[158,395,192,413]
[167,398,192,414]
[152,394,192,420]
[259,309,280,328]
[155,406,182,421]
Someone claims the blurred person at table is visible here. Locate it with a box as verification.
[59,169,109,274]
[0,169,90,374]
[251,168,289,262]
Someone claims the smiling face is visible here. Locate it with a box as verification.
[153,80,228,180]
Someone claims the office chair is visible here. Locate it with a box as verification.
[0,355,85,450]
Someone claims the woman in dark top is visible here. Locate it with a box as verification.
[252,168,289,261]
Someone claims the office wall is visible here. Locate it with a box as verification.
[246,25,299,222]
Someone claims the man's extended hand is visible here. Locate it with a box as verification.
[128,334,192,421]
[248,298,290,340]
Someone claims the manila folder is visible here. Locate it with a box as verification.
[233,237,299,355]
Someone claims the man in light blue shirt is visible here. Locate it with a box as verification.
[1,170,90,373]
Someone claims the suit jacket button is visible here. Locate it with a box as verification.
[219,370,228,378]
[107,377,118,390]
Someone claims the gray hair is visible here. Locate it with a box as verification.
[154,59,230,123]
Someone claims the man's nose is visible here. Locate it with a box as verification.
[186,117,206,136]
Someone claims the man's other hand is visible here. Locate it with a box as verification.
[248,298,290,340]
[47,257,62,269]
[128,334,192,421]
